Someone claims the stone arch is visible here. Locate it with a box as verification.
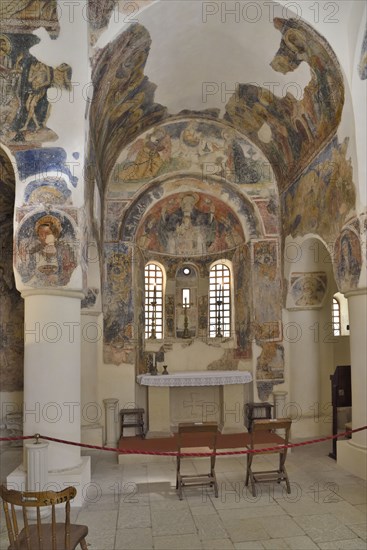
[0,144,24,394]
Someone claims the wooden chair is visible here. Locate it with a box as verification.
[0,485,88,550]
[245,418,292,497]
[176,422,219,500]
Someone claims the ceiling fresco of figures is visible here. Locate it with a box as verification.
[90,16,346,200]
[0,1,59,37]
[225,17,344,190]
[109,119,274,197]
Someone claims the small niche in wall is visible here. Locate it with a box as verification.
[175,265,198,338]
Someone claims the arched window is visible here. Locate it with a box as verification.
[209,263,231,338]
[332,297,341,336]
[144,263,163,339]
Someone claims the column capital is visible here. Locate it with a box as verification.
[344,288,367,299]
[103,398,119,408]
[21,289,85,300]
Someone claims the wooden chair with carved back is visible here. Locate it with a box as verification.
[0,485,88,550]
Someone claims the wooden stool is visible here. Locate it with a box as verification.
[120,408,145,438]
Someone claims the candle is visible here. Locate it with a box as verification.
[184,297,187,307]
[153,284,156,300]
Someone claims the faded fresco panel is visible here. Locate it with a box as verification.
[0,1,60,37]
[110,120,274,198]
[225,17,344,189]
[103,243,135,365]
[289,272,327,309]
[0,34,71,146]
[0,150,24,391]
[333,226,362,293]
[136,192,245,257]
[252,240,282,342]
[15,210,78,287]
[282,138,356,242]
[233,244,252,359]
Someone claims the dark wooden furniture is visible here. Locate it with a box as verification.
[120,407,145,438]
[245,418,292,497]
[0,485,88,550]
[329,365,352,459]
[176,422,219,500]
[245,402,273,432]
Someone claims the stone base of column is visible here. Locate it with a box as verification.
[337,439,367,480]
[7,457,91,507]
[81,424,103,446]
[289,415,331,439]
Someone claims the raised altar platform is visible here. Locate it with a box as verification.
[137,370,253,437]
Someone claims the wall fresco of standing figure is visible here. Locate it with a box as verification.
[0,34,71,146]
[252,240,282,342]
[333,226,362,293]
[103,243,136,365]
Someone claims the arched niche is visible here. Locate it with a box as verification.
[284,235,350,436]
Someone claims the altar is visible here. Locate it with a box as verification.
[136,370,253,437]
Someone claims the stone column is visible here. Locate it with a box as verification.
[338,290,367,480]
[103,398,119,447]
[8,291,91,505]
[22,291,83,469]
[287,308,321,437]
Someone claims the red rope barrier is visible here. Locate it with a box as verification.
[0,426,365,457]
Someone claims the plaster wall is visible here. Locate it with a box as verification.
[25,7,90,201]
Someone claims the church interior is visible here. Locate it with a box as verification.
[0,0,366,548]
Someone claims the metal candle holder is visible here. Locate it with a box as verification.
[150,285,157,339]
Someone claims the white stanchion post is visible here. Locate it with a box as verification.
[25,438,50,518]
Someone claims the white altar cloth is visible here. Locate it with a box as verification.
[137,370,252,387]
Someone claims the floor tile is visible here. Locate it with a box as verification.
[294,513,358,543]
[115,527,153,550]
[153,533,202,549]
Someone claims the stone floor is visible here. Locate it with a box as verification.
[0,441,366,550]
